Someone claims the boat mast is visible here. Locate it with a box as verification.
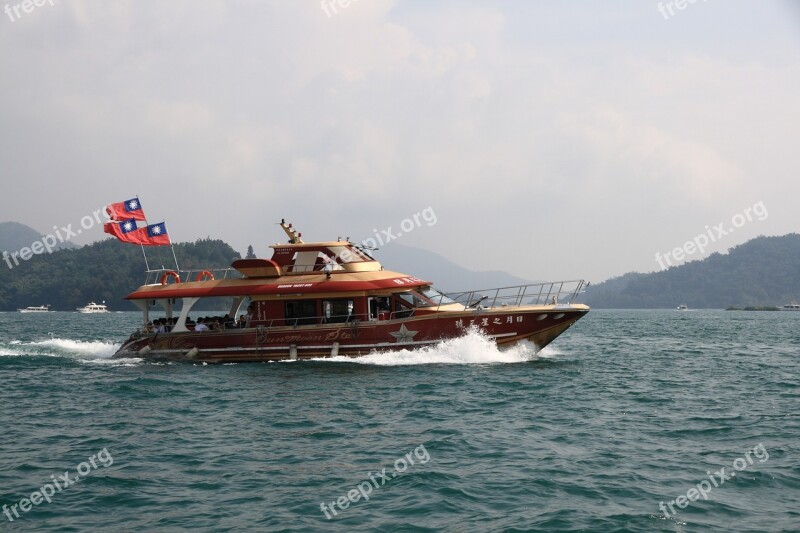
[278,219,304,244]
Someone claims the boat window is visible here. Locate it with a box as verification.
[399,291,432,308]
[288,251,319,273]
[322,299,354,323]
[284,300,318,326]
[393,295,414,319]
[419,286,456,306]
[327,245,371,263]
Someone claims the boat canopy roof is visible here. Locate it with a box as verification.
[124,271,431,300]
[124,220,433,300]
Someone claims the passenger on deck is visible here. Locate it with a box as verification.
[155,319,166,333]
[238,314,247,328]
[246,303,255,328]
[144,321,154,333]
[194,318,209,331]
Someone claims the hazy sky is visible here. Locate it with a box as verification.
[2,0,798,283]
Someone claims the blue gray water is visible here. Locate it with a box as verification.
[0,310,798,532]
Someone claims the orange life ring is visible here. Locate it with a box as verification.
[160,270,181,285]
[195,270,215,281]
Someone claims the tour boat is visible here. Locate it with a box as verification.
[113,221,590,362]
[77,301,110,313]
[780,302,800,311]
[18,305,50,313]
[677,304,688,311]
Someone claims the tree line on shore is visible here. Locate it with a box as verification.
[0,237,241,311]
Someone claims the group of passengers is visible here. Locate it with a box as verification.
[145,314,248,333]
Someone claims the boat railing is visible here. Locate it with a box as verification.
[149,310,415,332]
[144,267,243,285]
[257,309,415,327]
[283,262,344,274]
[442,280,588,310]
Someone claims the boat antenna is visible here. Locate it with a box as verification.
[353,242,378,260]
[278,219,304,244]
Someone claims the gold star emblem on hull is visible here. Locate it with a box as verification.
[389,324,418,343]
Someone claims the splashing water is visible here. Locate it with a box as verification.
[2,338,120,359]
[310,329,563,366]
[1,330,562,366]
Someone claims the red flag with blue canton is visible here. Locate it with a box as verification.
[143,222,170,246]
[106,197,147,221]
[104,220,170,246]
[103,218,142,243]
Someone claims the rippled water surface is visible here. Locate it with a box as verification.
[0,310,798,532]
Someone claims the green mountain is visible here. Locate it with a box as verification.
[0,221,77,255]
[8,223,796,311]
[583,234,800,308]
[0,237,240,311]
[0,224,536,311]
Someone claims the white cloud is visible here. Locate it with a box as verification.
[1,0,798,283]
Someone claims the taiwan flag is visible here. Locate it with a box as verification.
[104,220,170,246]
[143,222,170,246]
[106,197,147,221]
[103,218,141,243]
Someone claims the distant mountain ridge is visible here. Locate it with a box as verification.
[372,242,535,292]
[0,220,538,310]
[0,221,77,257]
[10,221,795,310]
[583,234,800,308]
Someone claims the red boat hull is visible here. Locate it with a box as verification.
[114,306,589,363]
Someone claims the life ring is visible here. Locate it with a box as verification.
[160,270,181,285]
[195,270,215,281]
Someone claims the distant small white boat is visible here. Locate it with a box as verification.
[677,304,688,311]
[780,302,800,311]
[18,305,51,313]
[77,301,109,313]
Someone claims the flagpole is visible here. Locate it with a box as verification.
[140,244,150,272]
[136,194,152,274]
[165,219,180,272]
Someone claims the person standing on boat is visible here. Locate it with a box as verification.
[245,303,255,328]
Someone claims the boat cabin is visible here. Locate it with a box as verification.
[125,223,462,333]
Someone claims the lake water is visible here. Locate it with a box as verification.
[0,309,797,532]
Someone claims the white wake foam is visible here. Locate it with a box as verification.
[4,338,120,359]
[310,329,563,366]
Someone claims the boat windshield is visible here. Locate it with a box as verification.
[327,245,372,263]
[419,286,457,306]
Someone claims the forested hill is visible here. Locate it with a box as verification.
[582,234,800,309]
[0,238,241,311]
